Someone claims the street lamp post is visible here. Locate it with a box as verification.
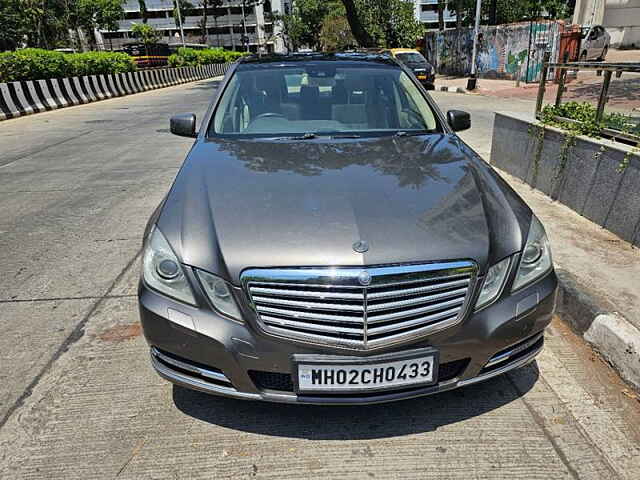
[175,0,187,48]
[467,0,482,91]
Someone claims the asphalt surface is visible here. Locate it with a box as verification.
[1,79,639,479]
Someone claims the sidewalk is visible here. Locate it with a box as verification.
[437,48,640,112]
[497,167,640,390]
[440,92,640,390]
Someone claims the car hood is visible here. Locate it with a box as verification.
[157,134,528,285]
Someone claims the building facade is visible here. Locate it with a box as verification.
[573,0,640,47]
[97,0,290,53]
[413,0,457,30]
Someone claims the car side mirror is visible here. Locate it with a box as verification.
[170,113,197,138]
[447,110,471,132]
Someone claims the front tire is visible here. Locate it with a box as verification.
[599,47,608,61]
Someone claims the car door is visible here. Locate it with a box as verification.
[589,27,604,59]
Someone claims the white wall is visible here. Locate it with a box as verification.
[573,0,640,47]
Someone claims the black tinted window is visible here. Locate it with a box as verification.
[210,63,438,136]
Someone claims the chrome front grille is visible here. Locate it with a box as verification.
[241,261,478,350]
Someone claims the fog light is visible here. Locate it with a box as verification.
[157,259,180,279]
[522,243,543,265]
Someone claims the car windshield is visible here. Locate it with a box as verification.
[395,52,426,64]
[209,62,438,137]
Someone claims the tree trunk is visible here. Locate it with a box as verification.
[340,0,376,48]
[438,1,445,31]
[489,0,497,25]
[455,0,462,30]
[201,0,208,44]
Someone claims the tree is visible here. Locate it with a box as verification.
[208,0,225,47]
[138,1,148,23]
[131,22,161,46]
[0,0,29,50]
[449,0,569,27]
[173,0,195,30]
[272,10,305,51]
[340,0,425,48]
[437,0,445,31]
[320,13,356,51]
[0,0,125,51]
[198,0,224,44]
[340,0,375,47]
[77,0,124,34]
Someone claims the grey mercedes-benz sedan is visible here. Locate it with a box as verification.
[138,53,557,405]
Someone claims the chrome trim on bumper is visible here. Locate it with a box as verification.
[484,332,544,369]
[150,351,261,400]
[152,347,230,384]
[149,341,543,405]
[459,341,543,387]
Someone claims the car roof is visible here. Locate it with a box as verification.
[238,52,399,67]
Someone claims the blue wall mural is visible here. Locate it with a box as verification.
[424,21,563,83]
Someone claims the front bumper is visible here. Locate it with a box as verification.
[415,73,435,89]
[139,270,557,405]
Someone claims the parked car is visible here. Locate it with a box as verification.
[139,53,557,405]
[580,25,610,61]
[383,48,436,89]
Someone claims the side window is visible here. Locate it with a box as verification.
[396,73,437,130]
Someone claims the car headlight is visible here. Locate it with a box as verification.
[513,216,552,291]
[196,270,242,321]
[475,256,511,310]
[142,227,196,305]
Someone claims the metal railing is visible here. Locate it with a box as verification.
[535,52,640,144]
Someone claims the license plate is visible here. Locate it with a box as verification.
[294,350,438,394]
[417,75,427,80]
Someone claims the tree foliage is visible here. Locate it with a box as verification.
[320,13,356,51]
[0,0,125,51]
[275,0,341,51]
[131,22,161,46]
[449,0,569,27]
[341,0,425,48]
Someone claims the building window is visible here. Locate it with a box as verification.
[421,4,438,12]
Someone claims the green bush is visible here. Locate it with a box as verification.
[168,47,245,68]
[66,51,136,77]
[540,101,640,137]
[0,48,136,83]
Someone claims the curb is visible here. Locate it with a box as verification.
[435,85,467,94]
[0,63,231,122]
[556,269,640,391]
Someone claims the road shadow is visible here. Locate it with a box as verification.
[189,79,222,91]
[172,362,540,440]
[567,76,640,105]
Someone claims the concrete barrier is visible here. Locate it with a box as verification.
[0,63,232,122]
[491,112,640,391]
[491,111,640,247]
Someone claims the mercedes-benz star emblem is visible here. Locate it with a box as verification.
[352,240,369,253]
[358,271,371,286]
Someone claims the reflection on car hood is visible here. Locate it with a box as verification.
[157,134,528,284]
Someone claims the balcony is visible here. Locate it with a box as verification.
[419,10,456,24]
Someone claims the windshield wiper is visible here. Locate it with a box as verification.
[331,134,361,139]
[395,130,435,137]
[290,132,317,140]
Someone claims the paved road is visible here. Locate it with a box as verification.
[1,81,639,479]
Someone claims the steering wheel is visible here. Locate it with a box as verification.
[253,112,286,120]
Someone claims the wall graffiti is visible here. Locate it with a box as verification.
[424,21,563,83]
